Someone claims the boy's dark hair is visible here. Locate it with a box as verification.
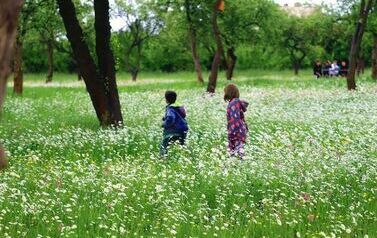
[224,84,240,101]
[165,90,177,104]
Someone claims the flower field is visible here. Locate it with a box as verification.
[0,73,376,237]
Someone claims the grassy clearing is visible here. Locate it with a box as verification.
[16,69,373,92]
[0,71,376,237]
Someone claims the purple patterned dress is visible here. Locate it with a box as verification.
[226,98,249,158]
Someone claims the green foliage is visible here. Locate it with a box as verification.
[18,0,377,74]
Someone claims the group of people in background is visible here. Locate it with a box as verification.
[313,60,348,78]
[313,58,366,79]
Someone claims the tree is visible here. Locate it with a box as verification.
[54,1,94,81]
[184,0,205,83]
[58,0,123,126]
[32,0,63,83]
[367,8,377,79]
[207,0,224,93]
[114,0,162,81]
[347,0,375,90]
[0,0,23,170]
[149,0,209,81]
[14,0,47,94]
[372,32,377,79]
[282,18,309,75]
[278,9,329,75]
[220,0,277,80]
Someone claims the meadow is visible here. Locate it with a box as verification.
[0,71,376,237]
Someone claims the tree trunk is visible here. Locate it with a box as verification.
[0,0,24,170]
[184,0,204,83]
[46,39,54,83]
[13,38,23,94]
[131,70,138,82]
[189,29,204,83]
[76,64,82,81]
[0,146,7,170]
[372,34,377,80]
[94,0,123,124]
[207,0,224,93]
[226,47,237,80]
[58,0,123,126]
[131,44,141,82]
[347,0,373,90]
[208,52,221,93]
[293,62,299,75]
[357,58,365,76]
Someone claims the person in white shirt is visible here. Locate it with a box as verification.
[330,60,340,77]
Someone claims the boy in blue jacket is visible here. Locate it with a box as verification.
[160,91,189,156]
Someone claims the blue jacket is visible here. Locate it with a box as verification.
[163,104,188,135]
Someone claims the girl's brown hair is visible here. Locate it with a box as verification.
[224,84,240,101]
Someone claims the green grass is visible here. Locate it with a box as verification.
[0,70,376,237]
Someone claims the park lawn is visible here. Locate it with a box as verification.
[0,71,376,237]
[15,69,361,93]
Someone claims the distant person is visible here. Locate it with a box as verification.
[323,60,331,77]
[330,60,340,77]
[160,90,189,156]
[224,84,249,159]
[339,61,348,77]
[313,60,322,78]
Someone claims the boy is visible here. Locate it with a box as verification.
[313,60,322,79]
[323,60,331,77]
[339,61,348,77]
[160,91,189,156]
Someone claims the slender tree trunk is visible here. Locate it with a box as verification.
[226,47,237,80]
[131,71,138,82]
[184,0,204,83]
[13,38,23,94]
[189,29,204,83]
[208,52,221,93]
[372,34,377,80]
[347,0,374,90]
[289,50,305,76]
[126,62,139,82]
[131,44,142,82]
[131,71,136,81]
[0,0,24,170]
[0,146,6,170]
[356,57,365,76]
[46,39,54,83]
[94,0,123,124]
[207,0,224,93]
[293,61,299,75]
[58,0,123,126]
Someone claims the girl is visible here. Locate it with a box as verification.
[224,84,249,159]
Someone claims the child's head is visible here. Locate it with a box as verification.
[341,61,346,66]
[224,84,240,102]
[165,90,177,104]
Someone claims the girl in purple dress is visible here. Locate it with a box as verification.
[224,84,249,159]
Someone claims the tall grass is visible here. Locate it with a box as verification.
[0,71,376,237]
